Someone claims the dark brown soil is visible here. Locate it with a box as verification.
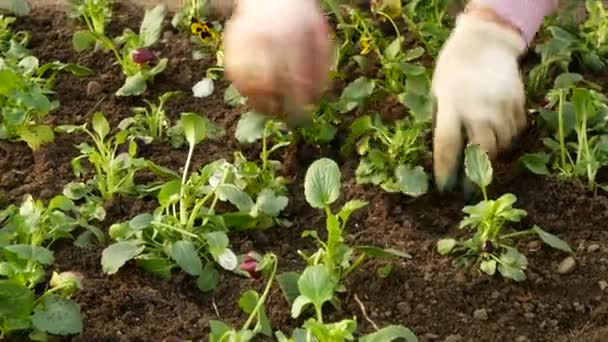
[2,2,608,342]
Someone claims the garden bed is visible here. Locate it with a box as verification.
[2,1,608,341]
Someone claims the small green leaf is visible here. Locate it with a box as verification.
[532,225,573,253]
[304,158,341,208]
[116,73,147,96]
[239,290,272,336]
[395,165,428,197]
[553,72,583,89]
[101,241,145,274]
[277,272,301,306]
[140,4,167,47]
[296,265,337,315]
[224,84,247,107]
[20,125,55,150]
[360,325,419,342]
[341,77,376,102]
[480,259,497,275]
[217,184,254,212]
[72,30,96,52]
[181,112,209,147]
[31,295,82,335]
[436,239,456,255]
[354,246,412,259]
[4,245,54,265]
[91,112,110,140]
[0,0,31,15]
[136,256,173,279]
[129,213,153,230]
[519,152,550,175]
[290,295,313,319]
[171,240,203,276]
[204,231,229,259]
[254,189,288,217]
[464,144,493,189]
[197,262,220,292]
[209,320,232,341]
[235,112,268,144]
[0,280,34,319]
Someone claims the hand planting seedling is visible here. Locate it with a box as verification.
[438,144,573,282]
[0,195,95,338]
[341,113,429,197]
[520,74,608,194]
[72,4,168,96]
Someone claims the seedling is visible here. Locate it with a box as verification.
[57,112,147,201]
[208,253,277,341]
[343,114,429,197]
[0,195,93,338]
[72,4,168,96]
[0,19,93,149]
[118,91,183,143]
[67,0,113,36]
[438,144,573,282]
[520,74,608,193]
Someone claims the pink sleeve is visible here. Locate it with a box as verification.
[473,0,558,45]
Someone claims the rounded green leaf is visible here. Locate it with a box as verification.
[304,158,341,208]
[101,241,144,274]
[197,263,219,292]
[72,30,96,52]
[31,295,82,335]
[235,111,268,144]
[360,325,418,342]
[297,265,337,311]
[116,73,147,96]
[436,239,456,255]
[395,165,428,197]
[171,240,203,276]
[181,112,209,147]
[464,144,493,189]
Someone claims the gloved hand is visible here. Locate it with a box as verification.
[222,0,333,127]
[431,5,528,193]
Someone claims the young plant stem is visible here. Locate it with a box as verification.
[180,143,196,226]
[557,90,568,171]
[241,254,278,331]
[341,253,367,280]
[500,229,534,240]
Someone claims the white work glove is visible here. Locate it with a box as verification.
[222,0,333,127]
[431,11,528,192]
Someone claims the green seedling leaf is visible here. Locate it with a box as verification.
[464,144,493,189]
[181,112,209,147]
[360,325,419,342]
[480,259,497,275]
[4,245,54,265]
[235,111,269,144]
[136,256,173,279]
[339,77,376,113]
[171,240,203,276]
[304,158,341,209]
[395,165,428,197]
[91,112,110,140]
[72,30,96,52]
[254,189,288,217]
[209,320,232,341]
[532,225,573,253]
[292,265,338,318]
[20,125,55,150]
[101,241,145,274]
[129,213,153,230]
[383,36,403,59]
[277,271,300,306]
[197,262,220,292]
[140,4,167,47]
[553,72,583,89]
[337,199,367,223]
[239,290,273,336]
[354,246,412,259]
[204,231,230,259]
[224,84,247,107]
[31,295,82,335]
[0,280,34,319]
[116,73,147,96]
[497,247,528,282]
[520,152,550,175]
[436,239,457,255]
[158,179,181,206]
[217,184,254,212]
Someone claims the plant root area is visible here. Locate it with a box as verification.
[3,3,608,342]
